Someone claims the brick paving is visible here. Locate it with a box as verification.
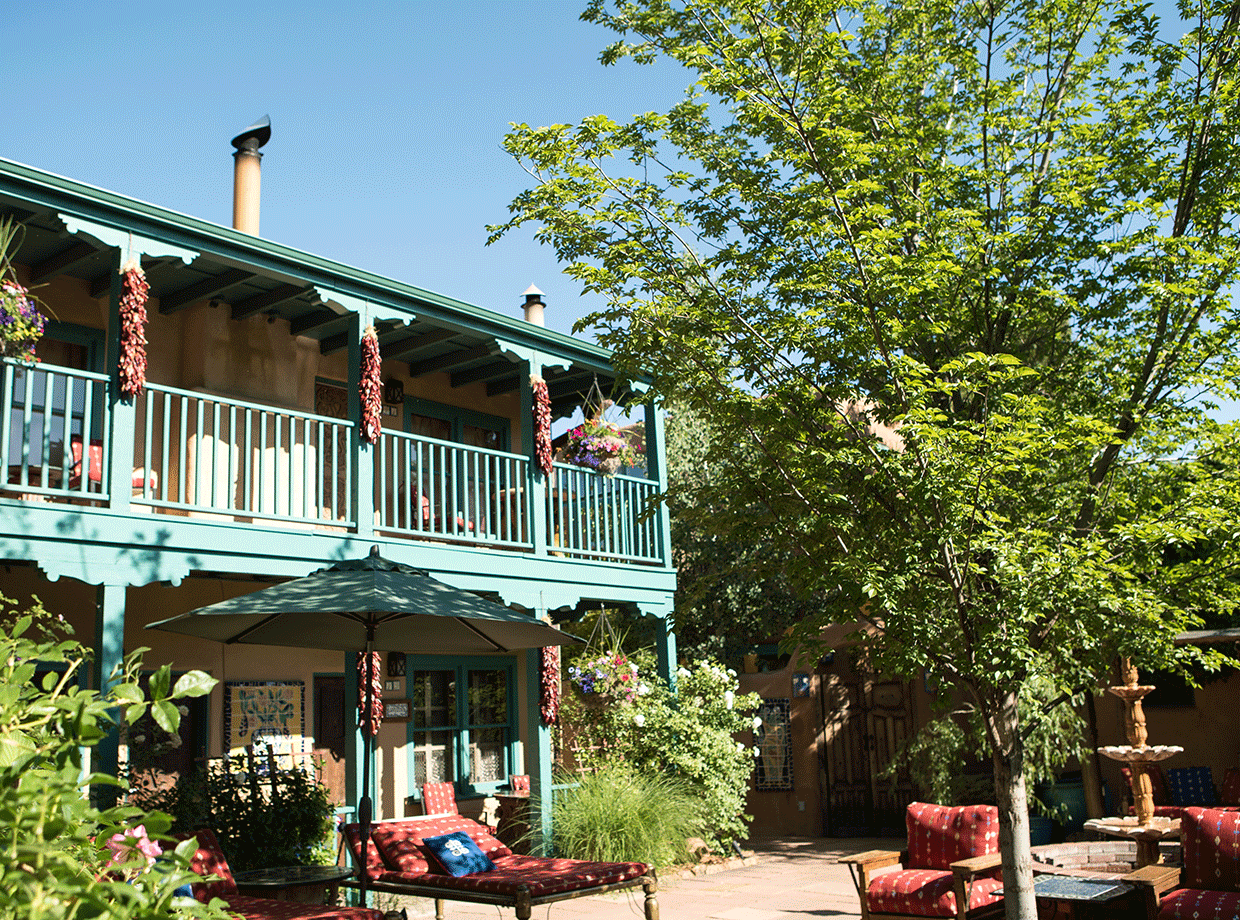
[364,836,901,920]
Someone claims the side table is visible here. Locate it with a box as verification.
[232,865,354,904]
[998,875,1139,920]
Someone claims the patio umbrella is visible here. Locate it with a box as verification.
[147,545,580,906]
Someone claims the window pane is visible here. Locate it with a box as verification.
[413,730,455,786]
[412,670,455,728]
[467,670,506,726]
[470,727,506,784]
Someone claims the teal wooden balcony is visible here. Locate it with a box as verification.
[1,358,665,566]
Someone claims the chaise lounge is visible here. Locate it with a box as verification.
[342,814,659,920]
[182,829,384,920]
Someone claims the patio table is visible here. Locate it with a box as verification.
[997,874,1139,920]
[232,865,353,904]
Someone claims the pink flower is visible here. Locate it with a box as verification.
[106,824,162,870]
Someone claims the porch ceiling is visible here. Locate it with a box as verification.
[0,198,633,418]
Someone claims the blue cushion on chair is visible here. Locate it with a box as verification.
[1167,767,1217,807]
[423,831,496,877]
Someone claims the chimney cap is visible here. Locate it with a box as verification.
[522,284,544,299]
[231,115,272,152]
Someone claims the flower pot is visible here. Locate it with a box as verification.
[597,456,622,476]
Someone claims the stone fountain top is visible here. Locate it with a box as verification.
[1096,744,1184,763]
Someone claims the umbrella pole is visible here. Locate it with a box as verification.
[359,629,375,907]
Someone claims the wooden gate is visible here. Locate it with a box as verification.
[820,666,915,836]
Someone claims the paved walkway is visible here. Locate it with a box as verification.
[373,836,902,920]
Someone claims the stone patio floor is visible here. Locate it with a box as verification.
[366,835,902,920]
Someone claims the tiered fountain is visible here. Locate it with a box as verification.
[1084,657,1183,867]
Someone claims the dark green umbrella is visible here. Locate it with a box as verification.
[147,546,579,906]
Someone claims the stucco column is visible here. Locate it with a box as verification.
[92,583,126,806]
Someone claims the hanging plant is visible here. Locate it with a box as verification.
[360,324,382,444]
[532,374,553,476]
[0,218,49,363]
[540,645,561,726]
[118,258,149,398]
[357,651,384,736]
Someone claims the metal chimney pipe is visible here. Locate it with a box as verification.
[231,116,271,235]
[522,284,545,326]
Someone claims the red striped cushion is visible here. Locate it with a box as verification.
[362,817,512,877]
[867,868,1003,917]
[381,854,647,898]
[1159,888,1240,920]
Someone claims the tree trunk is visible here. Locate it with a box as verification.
[991,697,1037,920]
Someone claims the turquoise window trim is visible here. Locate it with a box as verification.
[406,654,516,800]
[45,320,106,373]
[404,398,511,452]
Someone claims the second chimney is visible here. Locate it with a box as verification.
[522,284,545,326]
[231,115,271,235]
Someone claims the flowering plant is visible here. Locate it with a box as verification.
[563,418,637,475]
[568,650,645,703]
[0,219,48,363]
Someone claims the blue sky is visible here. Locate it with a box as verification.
[3,1,687,339]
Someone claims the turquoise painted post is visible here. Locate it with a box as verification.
[521,362,548,556]
[344,651,365,817]
[644,401,672,568]
[104,255,135,513]
[655,612,679,695]
[524,643,553,855]
[93,583,126,806]
[347,316,375,539]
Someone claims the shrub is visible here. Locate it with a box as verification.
[0,596,225,920]
[551,762,702,867]
[130,757,336,872]
[563,650,759,849]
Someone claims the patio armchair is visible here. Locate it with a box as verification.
[1123,806,1240,919]
[840,802,1004,919]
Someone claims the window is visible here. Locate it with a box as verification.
[409,658,514,799]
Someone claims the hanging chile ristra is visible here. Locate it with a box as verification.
[118,258,149,398]
[540,645,561,725]
[357,651,384,735]
[360,324,382,444]
[532,375,553,476]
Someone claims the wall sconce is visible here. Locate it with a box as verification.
[383,378,405,404]
[387,651,406,677]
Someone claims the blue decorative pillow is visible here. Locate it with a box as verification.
[422,831,496,877]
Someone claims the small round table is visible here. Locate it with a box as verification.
[232,865,354,904]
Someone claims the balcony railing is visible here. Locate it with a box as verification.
[0,359,666,565]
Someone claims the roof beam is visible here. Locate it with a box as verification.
[382,328,457,362]
[231,283,311,320]
[290,310,347,337]
[451,360,513,388]
[486,375,521,397]
[30,241,100,283]
[159,268,254,313]
[547,375,596,401]
[320,332,349,355]
[407,344,494,378]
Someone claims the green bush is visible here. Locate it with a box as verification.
[0,596,225,920]
[551,762,702,867]
[563,651,759,849]
[130,757,336,872]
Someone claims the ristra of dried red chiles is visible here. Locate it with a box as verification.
[532,374,553,476]
[540,644,561,726]
[118,258,149,398]
[360,324,382,444]
[357,651,384,735]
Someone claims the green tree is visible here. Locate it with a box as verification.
[0,597,223,920]
[665,402,832,663]
[492,2,1240,916]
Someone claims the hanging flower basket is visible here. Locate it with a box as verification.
[0,280,46,362]
[563,418,636,476]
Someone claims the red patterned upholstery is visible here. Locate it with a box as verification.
[1179,807,1240,891]
[510,774,531,793]
[343,817,648,901]
[868,869,1003,918]
[1159,888,1240,919]
[422,781,458,815]
[1221,768,1240,807]
[340,824,386,878]
[906,803,1000,871]
[178,829,382,920]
